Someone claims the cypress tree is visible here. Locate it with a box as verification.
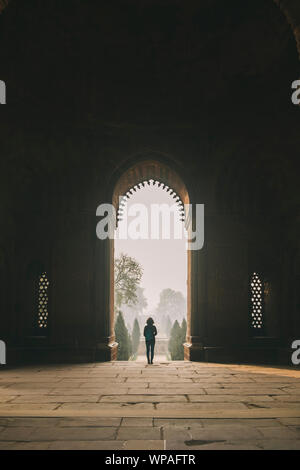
[181,318,187,345]
[179,318,187,359]
[128,332,133,358]
[168,320,181,360]
[168,318,187,360]
[115,311,131,360]
[165,315,172,337]
[132,318,141,356]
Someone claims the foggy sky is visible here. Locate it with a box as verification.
[115,182,187,313]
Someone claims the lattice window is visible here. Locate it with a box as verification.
[250,272,264,330]
[37,272,49,329]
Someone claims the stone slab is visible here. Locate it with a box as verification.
[99,395,188,403]
[117,427,160,440]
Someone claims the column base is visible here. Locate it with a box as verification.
[184,343,288,365]
[184,342,206,361]
[95,341,118,362]
[6,341,119,365]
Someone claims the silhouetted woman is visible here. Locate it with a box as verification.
[143,317,157,364]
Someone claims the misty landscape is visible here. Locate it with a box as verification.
[114,182,187,361]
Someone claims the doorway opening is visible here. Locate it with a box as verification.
[111,160,191,362]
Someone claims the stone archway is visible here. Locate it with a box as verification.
[107,159,196,361]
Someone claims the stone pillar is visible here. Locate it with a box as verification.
[94,236,118,361]
[184,247,207,361]
[184,203,207,361]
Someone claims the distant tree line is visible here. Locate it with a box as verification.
[114,252,187,361]
[155,288,186,336]
[115,311,187,361]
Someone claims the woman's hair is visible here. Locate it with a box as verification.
[146,317,154,325]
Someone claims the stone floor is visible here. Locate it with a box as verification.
[0,360,300,449]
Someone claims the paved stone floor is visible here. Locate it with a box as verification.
[0,361,300,449]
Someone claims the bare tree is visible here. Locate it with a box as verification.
[114,253,143,308]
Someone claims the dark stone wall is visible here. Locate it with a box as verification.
[0,0,299,364]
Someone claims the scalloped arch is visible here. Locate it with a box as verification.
[116,179,186,225]
[112,160,190,226]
